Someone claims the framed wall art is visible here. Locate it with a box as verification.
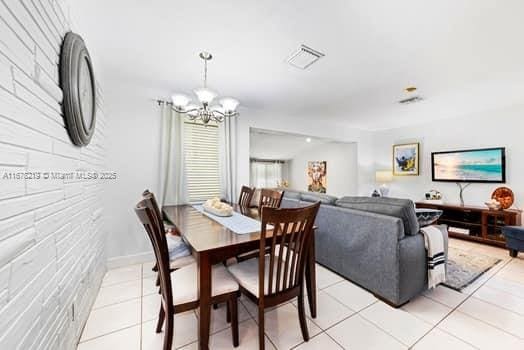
[393,143,419,176]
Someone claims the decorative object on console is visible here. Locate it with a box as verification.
[425,189,442,200]
[492,186,514,209]
[456,182,471,206]
[60,32,97,147]
[307,161,327,193]
[166,52,240,124]
[375,170,393,197]
[371,190,381,197]
[393,143,419,176]
[485,199,501,211]
[431,147,506,183]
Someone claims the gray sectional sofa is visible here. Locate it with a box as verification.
[281,190,448,306]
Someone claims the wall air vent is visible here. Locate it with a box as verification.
[398,96,424,104]
[286,45,325,69]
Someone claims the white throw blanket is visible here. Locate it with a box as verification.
[421,226,446,289]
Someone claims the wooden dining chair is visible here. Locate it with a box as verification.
[227,202,321,350]
[135,199,241,350]
[142,190,195,270]
[258,188,283,209]
[238,185,256,208]
[234,188,284,263]
[142,190,197,327]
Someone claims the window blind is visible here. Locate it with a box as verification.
[184,120,221,203]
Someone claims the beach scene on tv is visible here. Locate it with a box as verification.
[433,149,504,182]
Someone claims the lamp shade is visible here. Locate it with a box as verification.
[171,94,191,108]
[376,170,393,183]
[194,87,217,105]
[219,97,239,114]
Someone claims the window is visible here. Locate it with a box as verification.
[184,120,221,203]
[250,160,284,188]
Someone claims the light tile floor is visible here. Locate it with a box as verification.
[78,239,524,349]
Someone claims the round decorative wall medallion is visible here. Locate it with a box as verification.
[59,32,96,146]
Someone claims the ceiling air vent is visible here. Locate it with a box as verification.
[286,45,325,69]
[398,96,424,104]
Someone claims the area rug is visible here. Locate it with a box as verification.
[443,247,501,291]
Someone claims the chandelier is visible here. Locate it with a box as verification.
[171,52,239,124]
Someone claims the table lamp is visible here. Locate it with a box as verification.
[375,170,393,197]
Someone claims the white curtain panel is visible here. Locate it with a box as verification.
[250,161,283,188]
[159,104,187,206]
[219,117,238,203]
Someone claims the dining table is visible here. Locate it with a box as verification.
[162,203,317,350]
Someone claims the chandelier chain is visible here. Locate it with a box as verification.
[203,57,207,88]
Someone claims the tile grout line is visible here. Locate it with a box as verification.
[323,299,379,332]
[100,277,143,288]
[355,309,422,348]
[408,257,515,349]
[91,295,142,311]
[78,269,143,345]
[79,323,142,345]
[289,331,339,350]
[474,296,524,318]
[251,298,295,349]
[467,292,524,317]
[318,278,346,292]
[323,331,348,350]
[310,299,418,349]
[424,326,481,350]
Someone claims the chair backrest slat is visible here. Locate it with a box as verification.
[134,198,173,313]
[281,221,297,288]
[142,189,167,236]
[258,202,320,297]
[258,189,283,209]
[238,186,255,208]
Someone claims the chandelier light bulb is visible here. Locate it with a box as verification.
[219,98,239,114]
[171,94,191,109]
[193,87,217,105]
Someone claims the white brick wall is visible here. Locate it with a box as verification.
[0,0,107,349]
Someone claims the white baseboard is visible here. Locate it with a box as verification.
[106,251,154,269]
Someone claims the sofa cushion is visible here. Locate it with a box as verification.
[282,190,302,200]
[300,192,338,205]
[415,208,443,227]
[336,196,420,235]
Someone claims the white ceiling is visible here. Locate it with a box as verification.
[250,128,338,160]
[71,0,524,130]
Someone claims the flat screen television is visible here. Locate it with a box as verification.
[431,147,506,183]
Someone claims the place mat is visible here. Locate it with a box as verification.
[192,205,264,235]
